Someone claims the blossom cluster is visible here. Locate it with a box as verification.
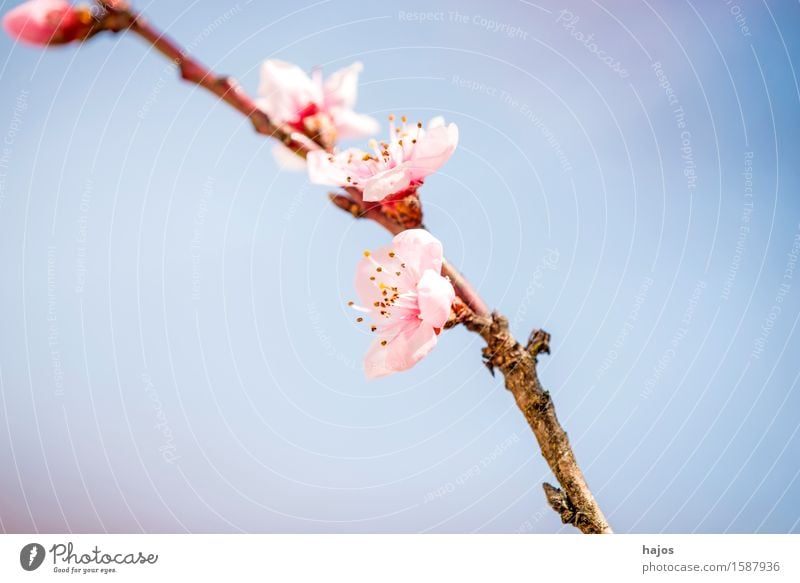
[255,58,460,377]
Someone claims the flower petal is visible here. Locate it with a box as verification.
[363,338,393,379]
[405,122,458,179]
[363,323,437,378]
[332,107,380,139]
[416,269,455,328]
[391,229,444,277]
[306,148,361,187]
[323,61,363,110]
[384,323,438,374]
[363,166,411,202]
[257,59,319,124]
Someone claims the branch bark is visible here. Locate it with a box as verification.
[98,1,611,534]
[464,315,612,534]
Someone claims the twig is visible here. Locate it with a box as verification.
[96,2,611,534]
[99,2,317,156]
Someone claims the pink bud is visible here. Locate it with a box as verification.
[3,0,87,46]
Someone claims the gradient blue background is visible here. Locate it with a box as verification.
[0,0,798,533]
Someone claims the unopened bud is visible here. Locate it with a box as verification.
[3,0,93,46]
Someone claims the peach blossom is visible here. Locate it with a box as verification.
[350,229,455,379]
[307,116,458,202]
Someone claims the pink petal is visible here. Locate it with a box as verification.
[332,107,380,139]
[362,166,411,202]
[363,338,394,379]
[416,269,455,328]
[353,246,404,307]
[270,143,307,171]
[3,0,74,45]
[364,323,438,379]
[257,59,319,124]
[391,229,444,277]
[385,323,438,373]
[405,122,458,179]
[354,263,376,309]
[322,61,363,110]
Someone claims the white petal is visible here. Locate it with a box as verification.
[258,59,318,123]
[323,61,363,110]
[332,108,380,139]
[406,122,458,179]
[306,148,362,187]
[271,143,307,171]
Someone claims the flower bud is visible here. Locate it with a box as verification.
[3,0,92,46]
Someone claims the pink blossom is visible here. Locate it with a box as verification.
[2,0,84,46]
[257,59,379,165]
[350,229,455,379]
[307,115,458,202]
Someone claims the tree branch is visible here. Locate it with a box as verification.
[97,1,610,534]
[331,197,612,534]
[99,2,318,155]
[463,315,612,534]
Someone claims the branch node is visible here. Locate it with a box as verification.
[328,193,362,218]
[526,329,551,360]
[543,482,576,524]
[543,483,609,534]
[481,347,496,377]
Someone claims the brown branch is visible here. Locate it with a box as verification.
[463,316,612,534]
[93,1,610,534]
[98,2,317,156]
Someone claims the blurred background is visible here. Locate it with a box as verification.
[0,0,798,533]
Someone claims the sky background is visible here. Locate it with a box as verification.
[0,0,798,534]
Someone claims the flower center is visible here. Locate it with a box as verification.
[359,114,423,168]
[349,248,419,346]
[289,102,322,131]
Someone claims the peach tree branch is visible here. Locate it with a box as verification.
[94,0,611,534]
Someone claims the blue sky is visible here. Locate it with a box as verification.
[0,0,798,533]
